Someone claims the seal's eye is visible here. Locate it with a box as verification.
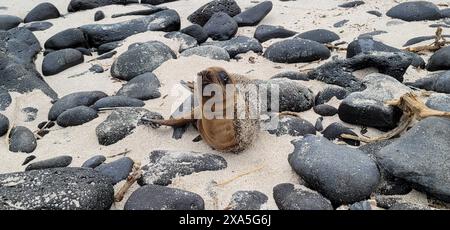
[218,71,229,84]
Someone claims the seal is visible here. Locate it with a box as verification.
[145,67,260,153]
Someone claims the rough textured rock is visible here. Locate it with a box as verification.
[0,15,22,31]
[56,106,98,127]
[267,115,316,137]
[289,135,380,205]
[48,91,107,121]
[95,157,134,184]
[0,113,9,137]
[273,183,333,210]
[226,191,268,210]
[110,41,176,81]
[24,2,60,23]
[271,71,310,81]
[68,0,138,12]
[295,29,340,44]
[139,150,227,186]
[80,10,180,47]
[0,89,12,110]
[1,28,57,99]
[376,117,450,202]
[264,38,330,63]
[347,38,425,68]
[44,28,88,50]
[96,108,162,146]
[0,167,114,210]
[180,24,208,44]
[426,93,450,111]
[254,25,296,43]
[188,0,241,26]
[315,86,349,105]
[427,46,450,71]
[91,96,145,110]
[9,126,37,153]
[25,156,73,171]
[262,78,314,112]
[386,1,441,22]
[233,1,273,26]
[338,74,411,129]
[116,72,161,100]
[124,185,205,210]
[42,48,84,76]
[204,36,263,58]
[181,45,230,61]
[203,12,238,41]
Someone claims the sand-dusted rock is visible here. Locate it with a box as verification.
[226,191,268,210]
[427,46,450,71]
[139,150,227,186]
[56,106,98,127]
[271,71,310,81]
[22,21,53,31]
[91,96,145,110]
[116,72,161,100]
[9,126,37,153]
[96,108,162,146]
[25,156,73,171]
[264,38,330,63]
[0,167,114,210]
[188,0,241,26]
[203,12,238,41]
[267,115,316,137]
[254,25,296,43]
[0,113,9,137]
[95,157,134,184]
[21,107,37,122]
[205,36,262,58]
[295,29,340,44]
[386,1,441,22]
[376,117,450,202]
[44,28,88,50]
[338,74,411,129]
[180,24,208,44]
[164,31,197,52]
[24,2,60,23]
[273,183,333,210]
[82,155,106,168]
[347,38,425,68]
[181,45,230,61]
[68,0,138,12]
[80,10,180,47]
[233,1,273,26]
[42,48,84,76]
[289,135,380,205]
[263,78,314,112]
[124,185,204,210]
[426,93,450,111]
[110,41,176,81]
[0,15,22,31]
[48,91,107,121]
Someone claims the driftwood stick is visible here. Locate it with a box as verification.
[405,27,447,53]
[215,164,264,187]
[114,162,142,202]
[341,92,450,143]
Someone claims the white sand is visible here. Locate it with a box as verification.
[0,0,444,209]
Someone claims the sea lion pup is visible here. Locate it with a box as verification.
[145,67,260,153]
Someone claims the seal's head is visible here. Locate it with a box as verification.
[196,67,235,91]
